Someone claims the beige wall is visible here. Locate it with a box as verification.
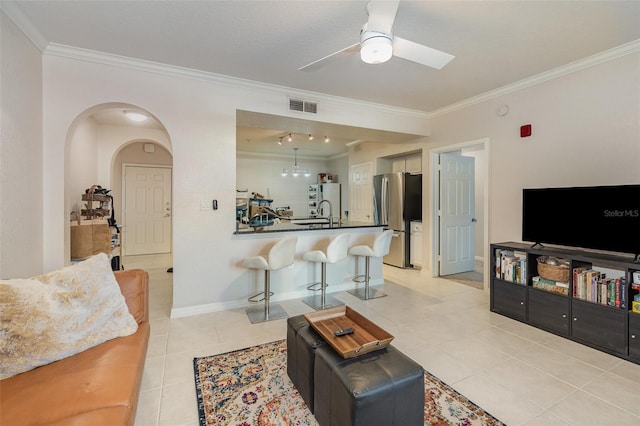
[2,7,638,313]
[428,53,640,248]
[0,11,43,278]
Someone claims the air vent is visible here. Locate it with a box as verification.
[289,98,317,114]
[303,102,317,114]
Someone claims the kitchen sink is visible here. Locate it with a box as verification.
[290,218,330,225]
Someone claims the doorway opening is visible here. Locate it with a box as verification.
[122,163,173,256]
[65,103,173,267]
[430,139,489,289]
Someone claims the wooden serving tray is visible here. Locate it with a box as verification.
[304,305,394,359]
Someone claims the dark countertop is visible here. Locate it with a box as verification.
[234,220,384,235]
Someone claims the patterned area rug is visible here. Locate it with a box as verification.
[193,340,504,426]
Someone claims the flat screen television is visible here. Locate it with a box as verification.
[522,184,640,258]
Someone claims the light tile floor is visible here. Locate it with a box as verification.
[128,254,640,426]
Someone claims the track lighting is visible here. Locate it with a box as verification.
[288,133,292,142]
[277,137,283,145]
[308,134,314,141]
[324,136,330,143]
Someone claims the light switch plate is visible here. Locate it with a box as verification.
[200,200,212,211]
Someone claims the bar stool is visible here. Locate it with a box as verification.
[302,233,350,310]
[241,236,297,323]
[348,229,394,300]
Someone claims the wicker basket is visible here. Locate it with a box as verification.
[537,257,570,283]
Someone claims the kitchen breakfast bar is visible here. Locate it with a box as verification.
[233,220,386,322]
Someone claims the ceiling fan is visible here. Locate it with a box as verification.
[298,0,454,72]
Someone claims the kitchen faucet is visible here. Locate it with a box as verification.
[317,199,333,228]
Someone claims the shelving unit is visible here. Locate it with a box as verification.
[308,184,318,217]
[490,242,640,364]
[72,191,121,270]
[81,193,111,219]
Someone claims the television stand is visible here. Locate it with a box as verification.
[530,242,544,249]
[491,242,640,365]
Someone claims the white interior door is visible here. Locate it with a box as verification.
[123,165,172,255]
[349,162,373,222]
[439,152,475,275]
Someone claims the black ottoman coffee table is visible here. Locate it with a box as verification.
[286,315,327,412]
[313,344,424,426]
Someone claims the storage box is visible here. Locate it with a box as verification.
[70,220,112,259]
[632,301,640,314]
[304,305,393,359]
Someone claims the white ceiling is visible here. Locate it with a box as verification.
[5,0,639,158]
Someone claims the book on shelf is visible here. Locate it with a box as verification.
[572,267,626,308]
[532,276,569,295]
[495,249,527,284]
[572,267,588,298]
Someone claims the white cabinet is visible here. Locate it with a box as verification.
[410,221,423,268]
[392,158,406,173]
[405,155,422,173]
[391,155,422,174]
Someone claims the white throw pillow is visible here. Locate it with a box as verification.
[0,253,138,380]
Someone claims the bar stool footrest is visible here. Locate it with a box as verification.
[306,282,323,291]
[248,291,274,303]
[352,274,367,283]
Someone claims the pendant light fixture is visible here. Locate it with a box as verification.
[281,147,310,177]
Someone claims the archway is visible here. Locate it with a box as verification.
[64,103,172,264]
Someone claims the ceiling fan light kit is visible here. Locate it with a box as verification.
[360,31,393,64]
[298,0,454,72]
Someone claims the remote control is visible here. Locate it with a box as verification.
[334,327,354,337]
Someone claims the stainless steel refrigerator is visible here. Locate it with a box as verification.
[373,172,422,268]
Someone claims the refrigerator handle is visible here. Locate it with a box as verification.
[382,177,389,225]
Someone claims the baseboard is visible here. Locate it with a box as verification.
[170,277,383,318]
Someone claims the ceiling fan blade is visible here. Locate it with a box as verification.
[366,0,400,34]
[298,43,360,72]
[392,36,455,70]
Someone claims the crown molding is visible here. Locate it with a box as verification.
[427,39,640,119]
[6,2,637,122]
[1,2,49,51]
[43,43,430,121]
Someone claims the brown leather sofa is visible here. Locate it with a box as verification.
[0,269,150,426]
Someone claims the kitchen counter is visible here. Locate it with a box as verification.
[234,219,383,235]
